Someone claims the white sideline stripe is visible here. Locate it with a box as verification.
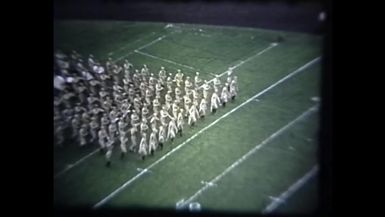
[180,105,319,208]
[136,35,167,51]
[262,165,319,214]
[198,43,277,90]
[92,57,320,209]
[113,35,167,63]
[54,148,100,179]
[135,50,198,71]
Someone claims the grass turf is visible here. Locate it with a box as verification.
[53,21,322,214]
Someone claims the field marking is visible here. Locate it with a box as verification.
[198,43,278,89]
[179,105,319,208]
[54,148,100,179]
[262,164,319,214]
[135,50,198,71]
[112,35,167,63]
[136,35,167,51]
[92,56,320,209]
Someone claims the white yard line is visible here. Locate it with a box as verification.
[92,57,320,209]
[135,50,198,71]
[198,43,278,89]
[54,148,101,179]
[112,35,167,63]
[262,165,319,214]
[179,105,318,208]
[136,35,167,51]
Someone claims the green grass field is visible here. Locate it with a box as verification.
[53,21,322,214]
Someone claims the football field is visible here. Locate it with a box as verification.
[54,21,322,214]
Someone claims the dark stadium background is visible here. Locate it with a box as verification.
[54,0,325,35]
